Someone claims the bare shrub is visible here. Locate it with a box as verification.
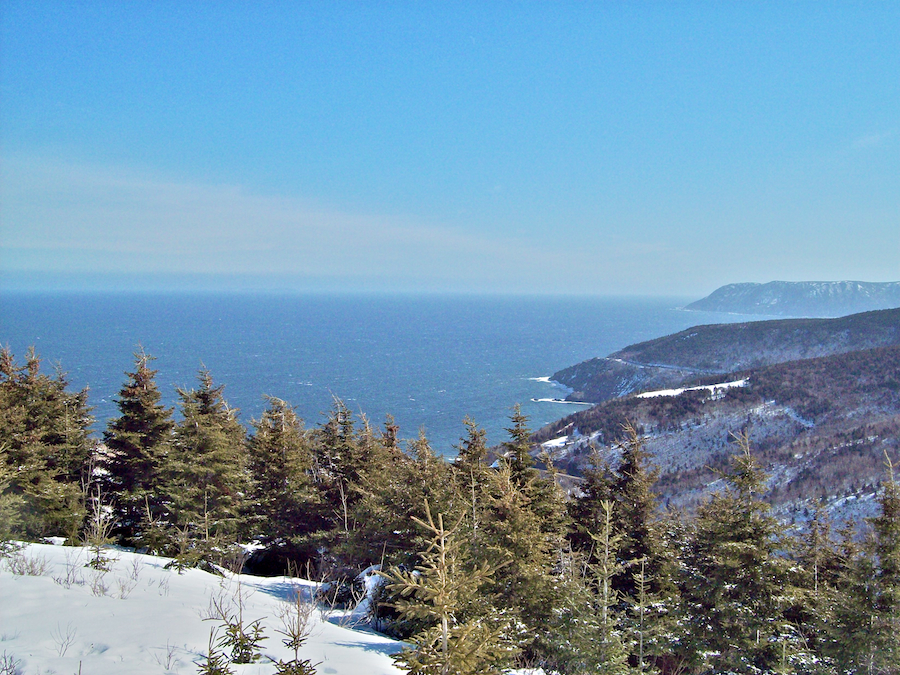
[115,575,138,599]
[5,550,49,576]
[0,651,23,675]
[128,555,144,581]
[51,622,77,657]
[89,568,109,597]
[53,548,85,588]
[152,640,178,670]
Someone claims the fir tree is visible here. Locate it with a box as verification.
[569,426,676,670]
[167,368,248,562]
[502,404,536,485]
[785,501,842,670]
[246,397,321,549]
[589,500,633,675]
[103,349,173,546]
[609,425,672,599]
[679,433,788,673]
[476,408,570,666]
[869,452,900,672]
[478,461,566,666]
[350,426,455,571]
[451,418,493,548]
[380,501,518,675]
[820,522,880,673]
[311,398,368,537]
[0,347,93,540]
[568,445,616,554]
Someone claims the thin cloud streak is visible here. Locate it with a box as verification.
[1,154,591,291]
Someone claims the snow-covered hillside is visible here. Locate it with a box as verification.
[0,542,404,675]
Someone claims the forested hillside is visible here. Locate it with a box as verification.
[537,345,900,517]
[2,346,899,674]
[553,307,900,403]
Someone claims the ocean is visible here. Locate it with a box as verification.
[0,292,751,453]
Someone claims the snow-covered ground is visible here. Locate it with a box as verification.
[635,378,748,399]
[0,542,404,675]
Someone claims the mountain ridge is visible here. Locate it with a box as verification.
[552,307,900,404]
[685,280,900,317]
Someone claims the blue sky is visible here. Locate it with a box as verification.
[1,1,897,295]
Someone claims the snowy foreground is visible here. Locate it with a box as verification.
[0,542,405,675]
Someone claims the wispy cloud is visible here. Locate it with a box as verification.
[1,154,573,291]
[851,129,896,150]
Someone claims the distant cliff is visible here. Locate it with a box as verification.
[685,281,900,317]
[552,307,900,404]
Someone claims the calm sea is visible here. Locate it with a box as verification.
[0,292,751,453]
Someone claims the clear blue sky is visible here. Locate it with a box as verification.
[1,1,897,295]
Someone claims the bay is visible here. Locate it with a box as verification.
[0,292,752,453]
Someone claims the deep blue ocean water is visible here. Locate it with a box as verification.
[0,292,752,453]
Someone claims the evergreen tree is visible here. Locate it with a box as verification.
[568,446,616,553]
[475,407,570,666]
[568,426,677,670]
[502,404,536,485]
[589,499,633,675]
[824,524,879,673]
[245,397,321,548]
[350,426,456,570]
[310,398,367,537]
[679,433,788,673]
[167,368,248,561]
[0,347,93,540]
[451,418,493,548]
[608,426,678,671]
[478,461,568,666]
[869,453,900,673]
[380,501,518,675]
[785,501,842,671]
[0,454,24,547]
[609,425,673,599]
[103,349,173,546]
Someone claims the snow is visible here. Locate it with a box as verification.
[0,543,545,675]
[530,398,592,405]
[541,436,569,449]
[0,542,404,675]
[635,378,748,400]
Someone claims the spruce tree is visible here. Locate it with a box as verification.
[167,368,248,561]
[609,425,677,670]
[823,525,884,673]
[589,500,633,675]
[246,397,321,549]
[103,349,173,546]
[476,407,570,666]
[380,501,518,675]
[350,426,455,570]
[568,446,616,555]
[679,433,787,673]
[869,453,900,672]
[502,404,536,485]
[0,347,93,540]
[785,501,842,669]
[609,425,672,598]
[451,418,493,548]
[311,398,367,537]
